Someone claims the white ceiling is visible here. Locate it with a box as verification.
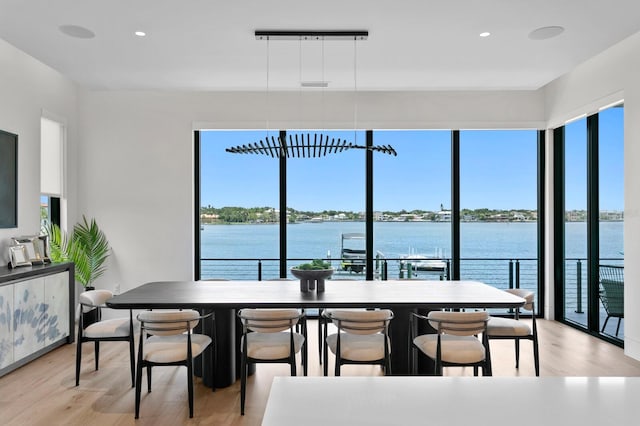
[1,0,639,91]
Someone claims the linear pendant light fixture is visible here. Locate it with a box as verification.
[225,30,397,158]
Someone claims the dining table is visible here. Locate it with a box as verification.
[106,279,525,388]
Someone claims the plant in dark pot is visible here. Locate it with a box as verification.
[46,216,110,290]
[291,259,334,293]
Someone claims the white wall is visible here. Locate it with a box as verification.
[0,39,77,266]
[77,89,544,294]
[544,31,640,359]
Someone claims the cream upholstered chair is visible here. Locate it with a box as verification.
[75,289,135,387]
[411,310,492,376]
[238,308,306,415]
[135,310,214,419]
[486,289,540,375]
[323,309,394,376]
[317,278,362,365]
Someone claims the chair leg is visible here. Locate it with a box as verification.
[94,341,100,371]
[318,311,323,364]
[601,315,610,332]
[385,352,392,376]
[616,318,622,336]
[240,353,247,415]
[147,366,152,392]
[211,341,216,392]
[187,358,194,418]
[135,362,144,419]
[485,339,493,376]
[75,340,82,386]
[129,336,136,388]
[303,339,308,376]
[533,337,540,377]
[515,338,520,369]
[323,346,329,376]
[291,354,297,376]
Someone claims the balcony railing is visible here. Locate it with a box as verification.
[199,255,624,339]
[563,258,624,339]
[200,256,539,310]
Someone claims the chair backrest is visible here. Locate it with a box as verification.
[427,311,489,336]
[599,265,624,315]
[137,310,201,336]
[238,308,300,333]
[503,288,535,312]
[79,289,114,313]
[328,309,394,335]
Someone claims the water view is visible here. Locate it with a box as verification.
[200,220,623,278]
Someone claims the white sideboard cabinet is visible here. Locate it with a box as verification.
[0,262,74,377]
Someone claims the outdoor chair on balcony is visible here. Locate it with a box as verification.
[75,289,135,387]
[410,310,492,376]
[238,308,307,415]
[599,265,624,336]
[486,289,539,376]
[323,309,394,376]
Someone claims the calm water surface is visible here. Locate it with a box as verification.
[201,221,623,260]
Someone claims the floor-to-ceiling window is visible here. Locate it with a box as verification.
[286,130,366,279]
[598,104,624,339]
[460,130,540,309]
[555,102,624,345]
[199,130,279,279]
[563,117,589,327]
[197,128,544,307]
[372,130,451,280]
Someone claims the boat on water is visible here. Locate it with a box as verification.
[399,254,447,272]
[399,250,448,279]
[340,233,366,273]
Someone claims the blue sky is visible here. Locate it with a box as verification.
[200,108,623,212]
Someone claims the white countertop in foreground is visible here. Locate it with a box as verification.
[262,376,639,426]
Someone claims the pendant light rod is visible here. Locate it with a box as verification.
[255,30,368,40]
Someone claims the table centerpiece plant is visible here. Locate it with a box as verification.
[291,259,334,292]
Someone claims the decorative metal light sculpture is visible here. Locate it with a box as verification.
[225,133,397,158]
[225,30,397,158]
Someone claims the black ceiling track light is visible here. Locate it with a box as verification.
[225,133,397,158]
[254,30,369,40]
[226,29,396,159]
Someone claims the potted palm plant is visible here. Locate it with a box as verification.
[46,216,110,290]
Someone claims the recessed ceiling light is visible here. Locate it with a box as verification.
[59,24,95,39]
[479,32,491,38]
[135,31,147,37]
[528,26,564,40]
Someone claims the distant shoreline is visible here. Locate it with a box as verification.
[201,219,623,225]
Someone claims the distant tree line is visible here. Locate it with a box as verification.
[200,206,546,224]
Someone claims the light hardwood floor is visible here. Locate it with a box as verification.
[2,319,640,425]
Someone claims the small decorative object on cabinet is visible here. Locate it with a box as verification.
[9,245,31,268]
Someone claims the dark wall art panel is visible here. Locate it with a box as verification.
[0,130,18,228]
